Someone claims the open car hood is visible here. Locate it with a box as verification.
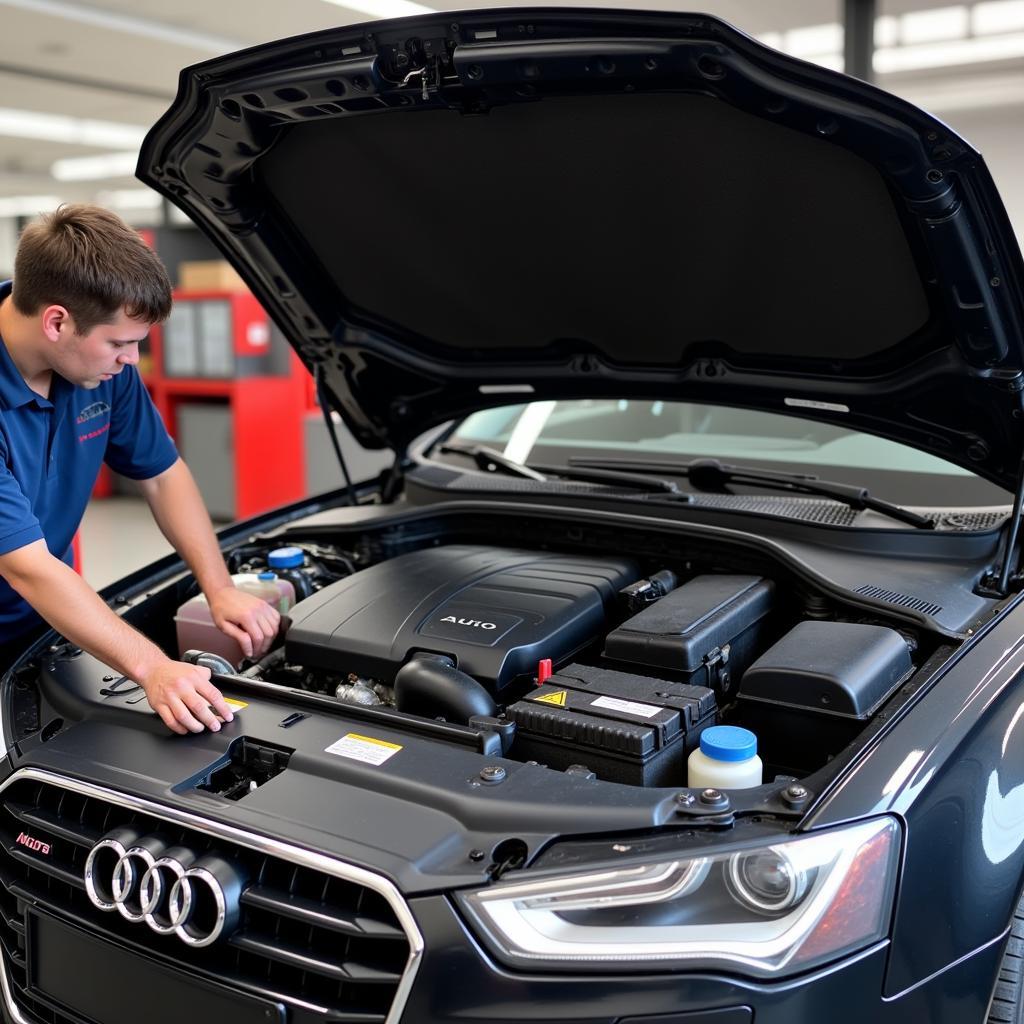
[137,7,1024,489]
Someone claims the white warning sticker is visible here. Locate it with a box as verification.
[591,696,662,719]
[325,733,402,765]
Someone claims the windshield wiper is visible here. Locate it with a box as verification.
[567,456,934,529]
[439,443,548,480]
[438,444,686,495]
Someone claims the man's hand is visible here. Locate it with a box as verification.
[137,660,234,735]
[208,585,281,660]
[0,539,239,737]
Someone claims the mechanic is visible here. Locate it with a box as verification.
[0,204,280,735]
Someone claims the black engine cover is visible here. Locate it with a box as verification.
[285,545,639,690]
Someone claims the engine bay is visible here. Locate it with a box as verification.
[144,531,941,791]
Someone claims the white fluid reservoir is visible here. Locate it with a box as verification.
[687,725,763,790]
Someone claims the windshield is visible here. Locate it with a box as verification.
[444,400,1010,508]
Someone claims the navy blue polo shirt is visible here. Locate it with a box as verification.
[0,281,178,640]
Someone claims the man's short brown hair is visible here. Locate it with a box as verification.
[12,204,172,334]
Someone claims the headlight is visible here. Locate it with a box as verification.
[457,816,899,978]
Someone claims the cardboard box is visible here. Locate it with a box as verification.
[178,260,247,292]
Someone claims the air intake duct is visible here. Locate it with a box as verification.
[394,654,497,724]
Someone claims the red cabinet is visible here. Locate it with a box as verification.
[145,291,308,519]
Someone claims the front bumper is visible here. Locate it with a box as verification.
[0,768,1004,1024]
[0,908,1004,1024]
[400,894,1006,1023]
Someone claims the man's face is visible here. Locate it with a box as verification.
[53,308,151,390]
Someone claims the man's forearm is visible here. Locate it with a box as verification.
[137,458,233,599]
[2,542,167,681]
[0,539,235,734]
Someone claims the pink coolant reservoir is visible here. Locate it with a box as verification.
[174,572,294,667]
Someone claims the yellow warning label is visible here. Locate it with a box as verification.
[533,690,567,707]
[325,733,403,765]
[211,697,248,721]
[345,733,402,750]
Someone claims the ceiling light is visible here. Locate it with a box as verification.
[874,16,899,48]
[895,71,1024,112]
[0,0,242,53]
[0,108,145,148]
[95,188,162,211]
[52,152,139,182]
[900,6,969,45]
[874,31,1024,72]
[783,23,843,59]
[321,0,435,17]
[0,195,61,218]
[974,0,1024,34]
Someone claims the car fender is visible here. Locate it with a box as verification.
[807,597,1024,995]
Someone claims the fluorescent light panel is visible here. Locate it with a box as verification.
[95,188,161,210]
[875,30,1024,71]
[0,195,61,217]
[321,0,434,17]
[974,0,1024,34]
[52,152,139,182]
[784,23,843,58]
[875,15,899,47]
[900,5,970,45]
[0,0,242,53]
[764,0,1024,73]
[0,108,145,148]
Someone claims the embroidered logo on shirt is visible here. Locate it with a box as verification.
[76,401,110,425]
[78,423,110,443]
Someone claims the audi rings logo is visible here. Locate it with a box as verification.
[84,827,245,947]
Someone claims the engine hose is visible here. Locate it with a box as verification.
[394,654,496,724]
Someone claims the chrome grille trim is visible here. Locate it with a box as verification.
[0,766,424,1024]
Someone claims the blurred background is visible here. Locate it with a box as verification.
[0,0,1021,263]
[0,0,1018,584]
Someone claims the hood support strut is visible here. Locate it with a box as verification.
[315,366,357,507]
[983,375,1024,596]
[995,450,1024,595]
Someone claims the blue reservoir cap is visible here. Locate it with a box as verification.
[257,571,277,581]
[268,546,304,569]
[699,726,757,762]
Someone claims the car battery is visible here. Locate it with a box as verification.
[603,575,774,698]
[506,663,717,787]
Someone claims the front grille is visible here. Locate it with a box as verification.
[0,772,417,1024]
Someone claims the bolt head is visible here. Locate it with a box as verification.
[479,765,507,784]
[701,788,722,802]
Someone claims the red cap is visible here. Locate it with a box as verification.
[536,658,553,685]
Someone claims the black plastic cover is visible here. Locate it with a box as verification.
[740,620,913,719]
[603,575,774,682]
[285,546,638,690]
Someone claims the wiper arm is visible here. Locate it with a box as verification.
[568,456,933,529]
[529,463,686,495]
[439,443,548,480]
[438,444,684,495]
